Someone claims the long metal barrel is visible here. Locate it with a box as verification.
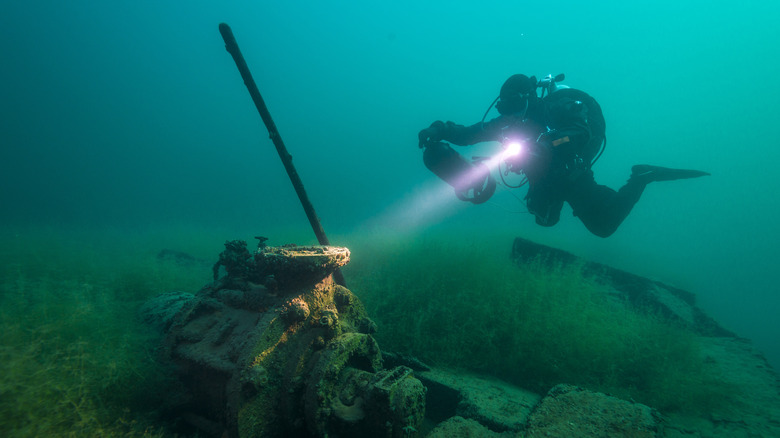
[219,23,346,287]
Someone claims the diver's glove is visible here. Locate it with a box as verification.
[418,120,446,148]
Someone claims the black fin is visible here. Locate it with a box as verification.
[630,165,710,183]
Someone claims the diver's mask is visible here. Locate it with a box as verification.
[495,93,530,117]
[494,74,538,117]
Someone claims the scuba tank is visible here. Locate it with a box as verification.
[422,141,496,204]
[539,73,607,166]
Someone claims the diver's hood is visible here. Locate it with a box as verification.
[496,74,538,116]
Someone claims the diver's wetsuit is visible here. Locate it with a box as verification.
[437,88,647,238]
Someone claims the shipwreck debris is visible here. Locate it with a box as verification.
[143,240,425,437]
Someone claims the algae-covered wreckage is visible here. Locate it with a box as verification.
[141,236,780,437]
[142,25,428,436]
[141,239,425,437]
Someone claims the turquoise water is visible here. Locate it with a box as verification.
[2,0,778,383]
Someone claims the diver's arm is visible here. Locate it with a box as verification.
[419,120,482,148]
[439,121,487,146]
[418,116,508,148]
[439,116,511,146]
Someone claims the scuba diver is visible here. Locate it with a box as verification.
[418,73,710,238]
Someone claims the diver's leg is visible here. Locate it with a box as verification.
[568,165,709,237]
[567,172,646,238]
[526,181,564,227]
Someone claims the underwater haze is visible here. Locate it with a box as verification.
[2,0,780,396]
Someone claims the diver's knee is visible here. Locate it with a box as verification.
[535,215,560,227]
[591,226,617,238]
[582,220,618,238]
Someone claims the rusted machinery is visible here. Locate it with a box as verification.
[144,239,425,437]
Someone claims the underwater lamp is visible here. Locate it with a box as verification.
[421,137,536,206]
[503,140,523,159]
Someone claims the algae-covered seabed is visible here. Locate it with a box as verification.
[1,226,777,436]
[0,227,215,437]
